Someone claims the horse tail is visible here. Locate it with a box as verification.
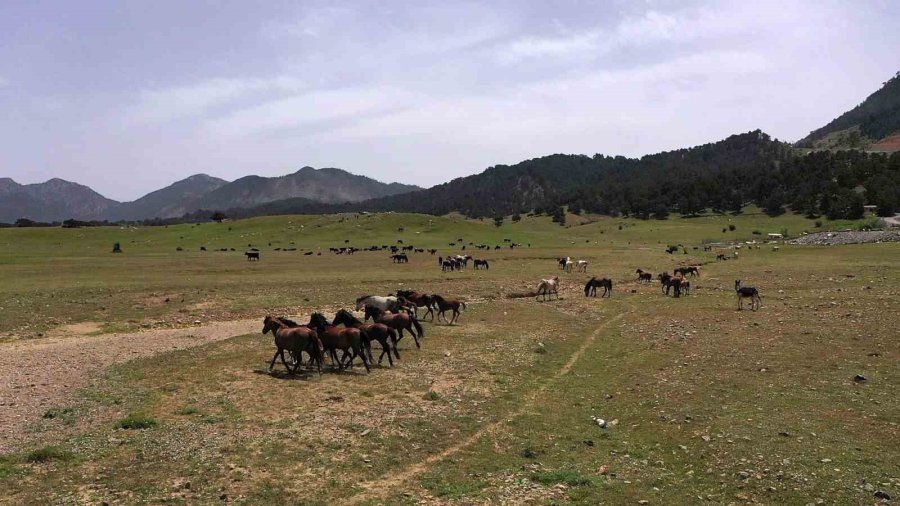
[584,281,591,296]
[460,302,466,311]
[412,316,424,338]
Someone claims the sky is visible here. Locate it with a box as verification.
[1,0,899,201]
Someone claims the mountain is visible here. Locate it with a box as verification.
[0,178,119,223]
[796,71,900,152]
[112,174,228,220]
[190,166,420,213]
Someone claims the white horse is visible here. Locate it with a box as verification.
[355,295,403,312]
[564,260,574,273]
[576,260,588,272]
[536,276,560,301]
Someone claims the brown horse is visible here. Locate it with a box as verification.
[307,313,370,372]
[262,315,323,374]
[396,290,436,321]
[364,306,424,349]
[431,294,466,324]
[332,309,399,367]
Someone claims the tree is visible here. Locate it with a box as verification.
[551,206,566,226]
[652,203,670,220]
[493,216,504,227]
[761,191,786,217]
[511,213,522,222]
[210,211,226,222]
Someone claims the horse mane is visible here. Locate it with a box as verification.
[275,316,301,327]
[355,295,373,304]
[336,309,363,324]
[431,294,447,304]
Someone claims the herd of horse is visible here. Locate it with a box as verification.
[263,290,467,375]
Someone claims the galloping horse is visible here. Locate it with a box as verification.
[356,295,403,313]
[536,276,560,301]
[636,269,652,283]
[431,294,466,325]
[332,309,399,367]
[584,277,613,297]
[307,313,370,372]
[262,315,323,374]
[396,290,436,321]
[364,306,424,349]
[735,280,761,310]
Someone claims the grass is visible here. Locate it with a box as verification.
[24,446,73,464]
[0,208,897,504]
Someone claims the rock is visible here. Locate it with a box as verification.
[863,483,875,492]
[738,471,749,480]
[854,374,867,383]
[874,490,891,500]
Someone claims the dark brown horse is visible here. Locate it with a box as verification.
[584,277,613,297]
[307,313,370,372]
[675,266,699,277]
[332,309,399,366]
[636,269,652,283]
[431,294,466,324]
[396,290,436,321]
[262,315,323,374]
[364,306,424,349]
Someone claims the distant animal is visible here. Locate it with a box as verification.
[536,276,560,301]
[364,306,424,349]
[332,309,399,367]
[675,266,699,277]
[716,253,728,261]
[391,253,409,263]
[584,277,613,297]
[576,260,588,273]
[636,269,652,283]
[564,260,574,273]
[473,259,490,270]
[431,294,466,325]
[262,315,324,374]
[658,272,684,297]
[734,280,761,311]
[307,313,370,372]
[245,251,260,261]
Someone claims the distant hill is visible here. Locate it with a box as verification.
[0,178,119,223]
[796,71,900,152]
[112,174,228,220]
[190,167,419,214]
[0,167,420,223]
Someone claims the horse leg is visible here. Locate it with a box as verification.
[452,309,460,324]
[408,323,421,348]
[279,350,293,374]
[269,349,280,371]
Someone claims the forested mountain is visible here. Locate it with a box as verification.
[210,130,900,221]
[111,174,228,220]
[796,71,900,152]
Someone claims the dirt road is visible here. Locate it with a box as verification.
[0,319,260,453]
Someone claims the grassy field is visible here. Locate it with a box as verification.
[0,209,897,505]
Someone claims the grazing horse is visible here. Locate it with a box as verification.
[675,266,699,277]
[332,309,399,366]
[245,251,260,261]
[262,316,323,374]
[391,253,409,263]
[355,295,403,313]
[396,290,436,321]
[307,313,370,372]
[636,269,652,283]
[734,280,761,311]
[557,257,570,269]
[473,259,490,270]
[584,277,613,297]
[364,306,424,349]
[536,276,560,301]
[564,260,575,273]
[716,253,728,261]
[576,260,588,273]
[658,272,684,297]
[431,294,466,324]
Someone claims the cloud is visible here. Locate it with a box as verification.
[129,76,306,123]
[0,76,8,86]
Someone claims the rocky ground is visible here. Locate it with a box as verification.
[788,230,900,246]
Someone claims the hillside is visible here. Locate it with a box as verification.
[0,178,120,223]
[796,71,900,151]
[112,174,228,220]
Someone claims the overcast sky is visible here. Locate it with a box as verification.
[1,0,898,201]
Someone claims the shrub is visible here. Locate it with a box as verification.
[728,224,736,231]
[751,230,761,235]
[423,390,441,401]
[815,221,823,228]
[116,413,158,430]
[25,446,73,463]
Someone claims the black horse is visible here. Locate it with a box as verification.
[584,277,613,297]
[735,280,761,310]
[635,269,652,283]
[473,259,490,270]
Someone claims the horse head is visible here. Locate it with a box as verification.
[262,315,277,334]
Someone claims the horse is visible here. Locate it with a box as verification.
[431,294,466,325]
[636,269,652,283]
[262,315,323,374]
[363,306,424,349]
[536,276,560,301]
[306,313,370,372]
[473,259,490,270]
[557,257,569,269]
[356,295,403,313]
[658,272,684,297]
[332,309,399,367]
[576,260,588,273]
[396,290,436,321]
[584,277,613,297]
[735,280,761,311]
[391,253,408,263]
[675,266,699,277]
[563,260,574,273]
[245,251,260,261]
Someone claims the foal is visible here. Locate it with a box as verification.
[734,280,761,311]
[431,294,466,324]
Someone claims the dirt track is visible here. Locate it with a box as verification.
[0,319,260,453]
